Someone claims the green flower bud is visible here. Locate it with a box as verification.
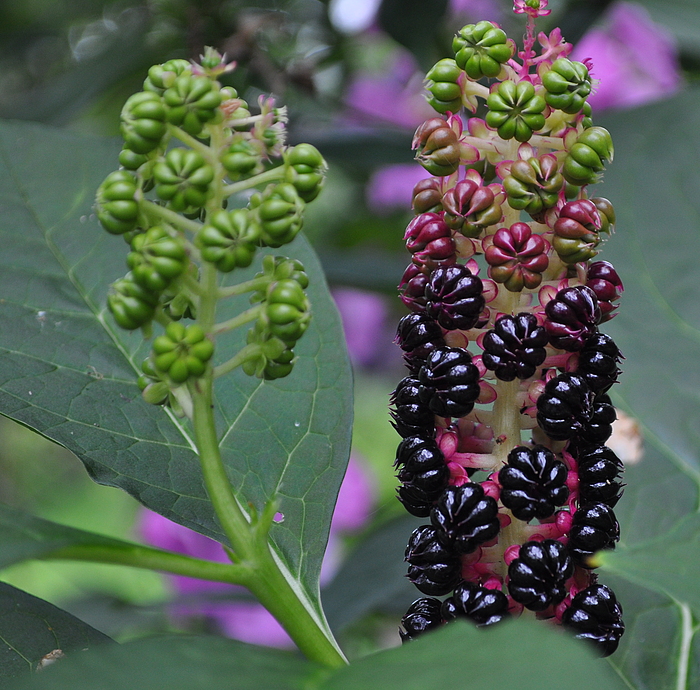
[285,143,327,202]
[152,322,214,383]
[153,148,214,213]
[502,153,564,216]
[221,136,263,179]
[127,225,188,292]
[143,59,191,94]
[249,183,305,248]
[95,171,139,235]
[163,74,222,137]
[120,91,167,155]
[486,80,546,142]
[541,58,591,114]
[108,273,159,330]
[197,209,261,271]
[425,58,463,114]
[452,21,513,80]
[562,126,614,186]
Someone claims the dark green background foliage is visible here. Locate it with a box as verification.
[0,0,699,688]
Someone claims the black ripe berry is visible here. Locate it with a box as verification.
[390,377,435,438]
[425,264,485,331]
[498,445,569,521]
[395,435,449,517]
[562,584,624,657]
[576,333,622,394]
[507,539,574,611]
[482,312,548,381]
[544,285,601,351]
[430,484,500,554]
[405,525,463,596]
[399,597,444,642]
[577,445,624,508]
[536,372,594,440]
[441,582,509,627]
[418,346,480,418]
[395,312,445,369]
[569,502,620,565]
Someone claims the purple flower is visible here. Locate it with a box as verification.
[571,1,681,111]
[137,454,376,647]
[366,163,430,214]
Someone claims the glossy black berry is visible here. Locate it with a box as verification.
[507,539,574,611]
[577,445,624,508]
[395,313,445,366]
[430,484,500,554]
[569,502,619,565]
[390,377,435,438]
[577,333,622,394]
[425,264,485,331]
[536,373,594,441]
[395,436,449,516]
[562,584,624,656]
[578,394,616,446]
[400,597,444,641]
[441,582,509,626]
[482,313,548,381]
[418,346,480,418]
[545,285,601,351]
[498,445,569,521]
[395,435,445,473]
[405,525,463,595]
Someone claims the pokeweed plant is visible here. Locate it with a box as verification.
[0,2,696,689]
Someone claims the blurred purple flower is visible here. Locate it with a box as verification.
[138,454,375,648]
[366,163,430,215]
[332,287,393,369]
[571,1,681,111]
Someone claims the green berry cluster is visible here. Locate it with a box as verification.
[96,49,327,413]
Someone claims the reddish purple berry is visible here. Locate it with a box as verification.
[586,261,623,322]
[545,285,601,351]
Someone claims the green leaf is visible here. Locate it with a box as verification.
[0,120,353,614]
[5,634,318,690]
[0,582,113,679]
[320,620,626,690]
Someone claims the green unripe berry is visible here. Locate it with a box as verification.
[285,143,327,202]
[452,21,513,80]
[542,58,591,114]
[197,209,261,271]
[96,171,139,235]
[221,136,262,179]
[120,91,167,155]
[425,58,463,114]
[127,226,188,292]
[152,323,214,383]
[250,183,305,248]
[108,274,159,330]
[562,126,614,185]
[143,59,191,94]
[163,74,222,137]
[154,148,214,213]
[486,80,546,142]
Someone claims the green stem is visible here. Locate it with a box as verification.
[212,343,260,379]
[213,305,262,334]
[140,199,203,235]
[46,543,252,586]
[168,124,216,161]
[217,277,269,299]
[222,167,286,197]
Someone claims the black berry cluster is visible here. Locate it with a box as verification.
[392,8,626,658]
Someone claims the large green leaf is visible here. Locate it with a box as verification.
[5,634,317,690]
[0,582,113,680]
[0,119,353,612]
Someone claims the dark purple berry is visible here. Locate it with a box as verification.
[498,445,569,521]
[536,373,594,440]
[395,435,445,473]
[405,525,463,595]
[577,333,622,394]
[430,484,500,554]
[442,582,509,626]
[390,377,435,438]
[577,445,624,508]
[578,394,616,445]
[586,261,623,323]
[425,264,485,331]
[396,313,445,366]
[418,346,480,418]
[482,313,548,381]
[569,502,619,565]
[398,263,429,312]
[400,597,444,641]
[545,285,601,351]
[562,584,624,656]
[507,539,574,611]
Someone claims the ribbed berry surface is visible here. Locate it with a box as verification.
[579,394,616,445]
[536,372,594,440]
[577,333,622,394]
[498,445,569,521]
[390,377,435,438]
[562,584,624,656]
[482,312,548,380]
[430,484,500,554]
[425,264,485,331]
[405,525,463,595]
[507,539,573,611]
[399,597,444,641]
[441,582,509,626]
[577,445,624,508]
[395,313,445,365]
[544,285,601,351]
[418,346,480,418]
[586,260,623,322]
[569,502,620,565]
